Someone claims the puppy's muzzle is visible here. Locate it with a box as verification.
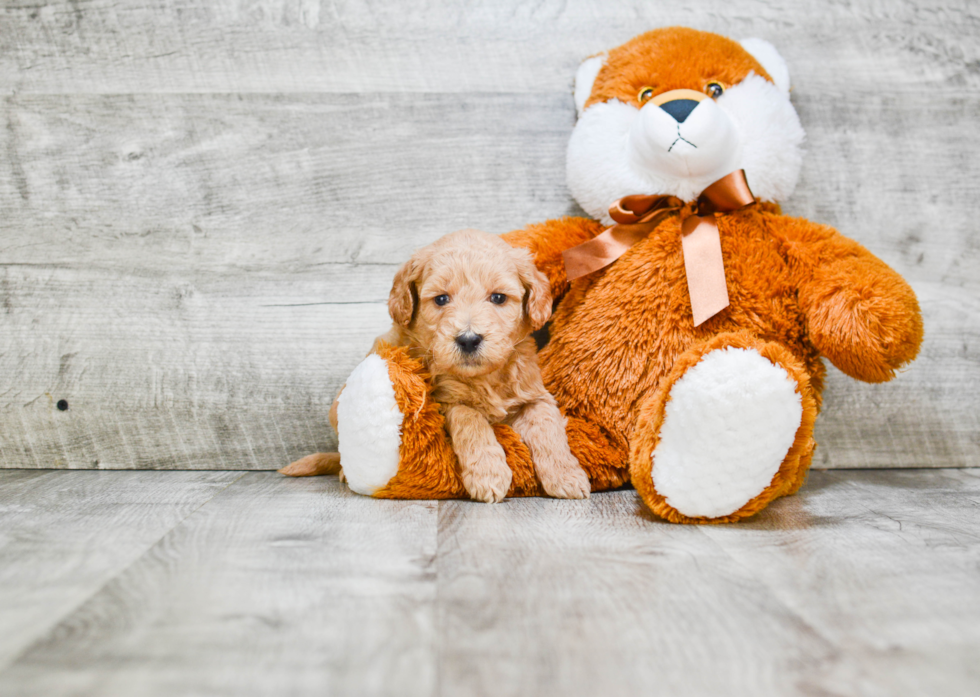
[455,332,483,355]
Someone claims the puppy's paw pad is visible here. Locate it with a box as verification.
[462,458,512,504]
[540,464,591,500]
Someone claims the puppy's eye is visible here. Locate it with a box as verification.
[705,82,725,98]
[638,86,655,103]
[434,294,450,306]
[489,293,507,305]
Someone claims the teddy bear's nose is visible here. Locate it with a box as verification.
[659,99,700,123]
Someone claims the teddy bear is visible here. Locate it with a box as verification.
[324,26,923,523]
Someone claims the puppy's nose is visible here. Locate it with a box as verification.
[455,332,483,354]
[659,99,699,123]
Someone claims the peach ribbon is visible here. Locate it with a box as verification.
[562,170,755,326]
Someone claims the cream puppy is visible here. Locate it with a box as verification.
[282,229,590,503]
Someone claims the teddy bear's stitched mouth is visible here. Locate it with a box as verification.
[666,120,699,153]
[668,128,698,153]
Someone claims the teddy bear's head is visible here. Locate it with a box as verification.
[567,27,805,223]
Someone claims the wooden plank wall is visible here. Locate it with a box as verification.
[1,0,977,470]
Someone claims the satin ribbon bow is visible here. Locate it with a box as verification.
[562,170,756,326]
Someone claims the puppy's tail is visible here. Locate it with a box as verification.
[279,452,342,477]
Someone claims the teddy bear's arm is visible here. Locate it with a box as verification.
[501,217,606,302]
[770,215,923,383]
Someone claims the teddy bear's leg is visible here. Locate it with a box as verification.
[630,332,818,524]
[563,415,632,492]
[334,343,544,500]
[333,353,408,496]
[334,344,466,499]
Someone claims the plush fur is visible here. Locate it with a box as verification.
[294,27,923,524]
[334,353,404,495]
[629,332,818,524]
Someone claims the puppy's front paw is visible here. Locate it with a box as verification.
[461,451,512,504]
[538,455,591,500]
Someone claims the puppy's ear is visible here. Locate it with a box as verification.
[388,252,425,326]
[511,248,552,331]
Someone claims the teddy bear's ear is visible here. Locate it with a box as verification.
[574,53,607,117]
[739,38,791,95]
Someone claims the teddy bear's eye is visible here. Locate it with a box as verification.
[705,82,725,98]
[434,294,450,306]
[638,87,655,103]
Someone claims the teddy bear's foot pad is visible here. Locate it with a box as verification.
[336,354,404,495]
[651,347,803,518]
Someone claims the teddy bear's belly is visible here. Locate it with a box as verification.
[539,220,818,448]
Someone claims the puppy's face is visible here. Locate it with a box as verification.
[389,230,551,377]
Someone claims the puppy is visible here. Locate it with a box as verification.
[282,229,591,503]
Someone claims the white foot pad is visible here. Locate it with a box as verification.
[336,355,403,495]
[652,347,803,518]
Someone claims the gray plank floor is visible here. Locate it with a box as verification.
[1,469,978,697]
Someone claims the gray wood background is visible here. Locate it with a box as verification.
[1,0,977,471]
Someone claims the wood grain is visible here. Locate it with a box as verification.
[0,93,576,267]
[0,263,391,469]
[0,469,242,671]
[1,1,977,95]
[437,494,835,696]
[435,469,980,697]
[1,1,978,469]
[0,471,439,697]
[0,469,977,696]
[700,468,980,696]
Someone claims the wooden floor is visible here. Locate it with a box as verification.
[1,469,978,696]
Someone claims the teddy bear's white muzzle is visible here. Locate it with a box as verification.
[629,98,739,182]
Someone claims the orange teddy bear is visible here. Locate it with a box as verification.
[314,27,923,523]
